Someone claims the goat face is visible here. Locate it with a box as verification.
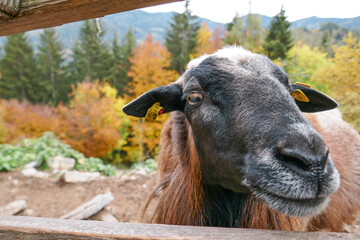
[123,47,340,217]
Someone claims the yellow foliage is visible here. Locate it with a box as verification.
[283,42,333,91]
[56,81,130,159]
[312,32,360,130]
[191,23,224,59]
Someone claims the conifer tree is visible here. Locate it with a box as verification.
[37,29,70,105]
[0,33,39,102]
[110,28,136,96]
[263,7,293,60]
[225,13,263,53]
[165,0,200,74]
[71,19,111,82]
[225,13,244,45]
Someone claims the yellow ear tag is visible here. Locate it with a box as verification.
[145,102,164,121]
[295,82,311,88]
[291,89,310,102]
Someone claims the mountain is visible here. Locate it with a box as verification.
[0,10,223,50]
[0,10,359,51]
[291,16,360,30]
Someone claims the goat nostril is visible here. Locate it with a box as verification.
[276,148,311,174]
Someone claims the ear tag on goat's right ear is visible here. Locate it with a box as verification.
[291,89,310,102]
[295,82,311,88]
[145,102,164,121]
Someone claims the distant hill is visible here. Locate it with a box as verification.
[0,10,359,50]
[291,16,360,30]
[0,10,223,50]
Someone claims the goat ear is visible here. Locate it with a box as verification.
[290,83,338,113]
[122,84,185,118]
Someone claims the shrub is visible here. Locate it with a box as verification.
[0,132,115,175]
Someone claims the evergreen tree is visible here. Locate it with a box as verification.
[244,14,263,51]
[110,28,136,96]
[71,19,111,82]
[0,33,40,102]
[165,0,200,74]
[263,7,293,60]
[224,13,244,45]
[320,31,330,54]
[224,13,263,53]
[37,29,70,105]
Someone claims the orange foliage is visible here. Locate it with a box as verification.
[0,82,129,160]
[56,81,129,158]
[127,35,178,96]
[124,35,179,161]
[0,100,58,143]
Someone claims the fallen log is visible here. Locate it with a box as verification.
[60,192,114,220]
[0,200,27,216]
[62,171,100,183]
[96,210,118,223]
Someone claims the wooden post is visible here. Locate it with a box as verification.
[0,216,358,240]
[0,0,182,36]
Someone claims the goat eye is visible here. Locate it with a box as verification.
[186,92,203,105]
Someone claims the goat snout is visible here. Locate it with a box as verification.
[278,147,328,173]
[276,136,329,190]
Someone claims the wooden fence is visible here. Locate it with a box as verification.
[0,0,182,36]
[0,216,358,240]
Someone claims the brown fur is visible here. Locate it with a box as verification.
[145,111,360,232]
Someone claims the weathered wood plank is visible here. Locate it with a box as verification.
[0,216,358,240]
[0,0,182,36]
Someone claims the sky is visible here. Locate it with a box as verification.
[141,0,360,23]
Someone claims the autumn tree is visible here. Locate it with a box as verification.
[312,32,360,130]
[37,29,70,105]
[263,7,293,60]
[191,22,224,59]
[0,33,40,102]
[284,42,333,91]
[125,35,179,162]
[165,0,200,74]
[56,81,129,159]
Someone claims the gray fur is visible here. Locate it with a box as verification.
[180,46,340,217]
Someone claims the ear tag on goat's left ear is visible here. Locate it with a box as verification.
[145,102,164,121]
[291,89,310,102]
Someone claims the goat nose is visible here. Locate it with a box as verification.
[277,146,328,179]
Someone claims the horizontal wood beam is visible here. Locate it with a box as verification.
[0,0,182,36]
[0,216,358,240]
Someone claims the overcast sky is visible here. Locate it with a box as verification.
[141,0,360,23]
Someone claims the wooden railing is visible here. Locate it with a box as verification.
[0,216,358,240]
[0,0,182,36]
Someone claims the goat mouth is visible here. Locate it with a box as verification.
[248,184,329,217]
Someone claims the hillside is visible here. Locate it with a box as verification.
[0,10,359,50]
[0,10,222,49]
[291,16,360,30]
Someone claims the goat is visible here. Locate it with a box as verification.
[123,47,360,231]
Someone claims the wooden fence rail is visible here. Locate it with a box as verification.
[0,0,182,36]
[0,216,359,240]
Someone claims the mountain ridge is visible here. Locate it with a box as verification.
[0,10,359,50]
